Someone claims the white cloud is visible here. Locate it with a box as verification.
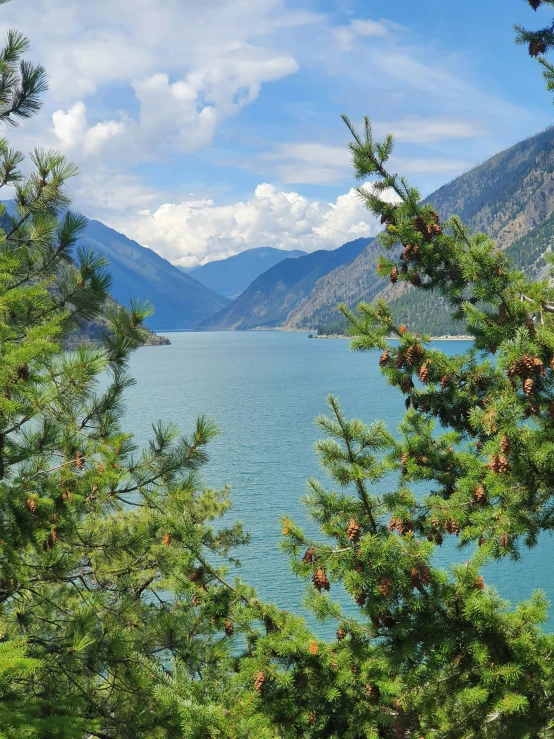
[373,116,488,144]
[114,184,385,268]
[334,18,391,51]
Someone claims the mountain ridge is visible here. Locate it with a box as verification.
[186,246,306,298]
[200,238,372,331]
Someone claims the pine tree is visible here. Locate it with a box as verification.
[515,1,554,93]
[0,11,269,738]
[246,116,554,737]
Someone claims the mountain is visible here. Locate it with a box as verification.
[287,125,554,336]
[200,238,371,330]
[80,220,230,330]
[188,247,306,298]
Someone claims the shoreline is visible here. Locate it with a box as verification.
[310,333,473,342]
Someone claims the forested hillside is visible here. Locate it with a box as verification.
[201,237,370,330]
[291,125,554,336]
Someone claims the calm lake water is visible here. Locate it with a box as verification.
[124,331,554,632]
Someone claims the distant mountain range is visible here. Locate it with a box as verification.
[186,247,306,298]
[284,126,554,336]
[21,123,554,342]
[79,220,229,331]
[200,238,372,330]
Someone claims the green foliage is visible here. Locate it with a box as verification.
[254,118,554,738]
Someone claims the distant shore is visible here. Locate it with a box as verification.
[309,333,473,342]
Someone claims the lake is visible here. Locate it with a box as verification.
[124,331,554,632]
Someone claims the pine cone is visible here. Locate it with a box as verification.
[400,378,414,394]
[346,517,361,544]
[254,671,266,693]
[390,266,399,284]
[309,713,317,727]
[529,37,547,57]
[498,303,507,325]
[379,350,390,367]
[440,374,452,390]
[473,485,487,503]
[162,533,172,546]
[410,567,421,588]
[488,455,500,474]
[388,517,398,531]
[498,455,511,474]
[224,619,234,636]
[313,568,330,591]
[399,325,407,335]
[522,354,534,374]
[533,357,545,375]
[395,352,405,369]
[378,576,393,598]
[410,272,421,286]
[419,566,431,586]
[445,519,460,535]
[475,575,485,590]
[418,362,430,383]
[366,683,380,700]
[499,435,511,454]
[75,451,84,471]
[499,532,510,548]
[479,536,486,547]
[302,547,315,564]
[336,626,346,640]
[309,640,318,655]
[26,498,37,514]
[355,589,367,606]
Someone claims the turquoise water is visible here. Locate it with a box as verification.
[124,331,554,631]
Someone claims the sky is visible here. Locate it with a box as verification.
[2,0,554,268]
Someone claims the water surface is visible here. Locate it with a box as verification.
[124,331,554,630]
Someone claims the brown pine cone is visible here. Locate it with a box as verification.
[313,568,330,592]
[499,532,510,548]
[488,455,500,474]
[478,536,486,547]
[418,362,430,383]
[378,576,393,598]
[395,352,405,369]
[366,682,380,700]
[254,671,266,693]
[355,589,367,606]
[440,374,451,390]
[419,566,431,586]
[346,517,361,544]
[162,533,172,547]
[498,303,507,325]
[522,354,534,373]
[497,455,511,474]
[309,713,317,727]
[410,272,422,286]
[410,567,421,588]
[475,575,485,590]
[399,325,407,335]
[302,547,315,564]
[499,435,511,454]
[26,498,37,514]
[379,350,390,367]
[445,519,460,535]
[529,37,547,57]
[224,619,234,636]
[75,451,84,471]
[400,378,414,394]
[336,626,346,641]
[390,266,399,284]
[473,484,487,503]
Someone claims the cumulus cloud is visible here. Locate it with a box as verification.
[116,184,387,269]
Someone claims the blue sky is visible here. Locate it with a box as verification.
[2,0,552,266]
